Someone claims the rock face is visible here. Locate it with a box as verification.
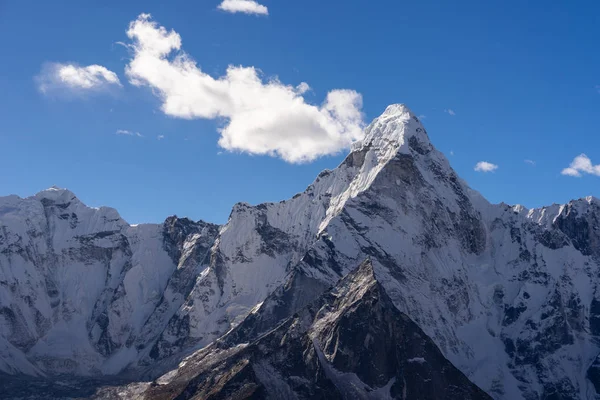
[139,260,491,400]
[1,104,600,399]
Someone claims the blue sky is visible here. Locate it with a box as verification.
[1,0,599,224]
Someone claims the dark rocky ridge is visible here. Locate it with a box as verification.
[136,260,491,400]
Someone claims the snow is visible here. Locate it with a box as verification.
[0,188,186,375]
[102,346,138,375]
[1,104,599,399]
[0,336,44,377]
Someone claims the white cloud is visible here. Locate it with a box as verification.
[217,0,268,15]
[474,161,498,173]
[561,154,600,177]
[417,114,426,120]
[445,109,456,116]
[450,150,454,156]
[157,135,165,140]
[525,159,536,166]
[296,82,311,94]
[116,129,143,137]
[37,63,121,94]
[124,14,365,163]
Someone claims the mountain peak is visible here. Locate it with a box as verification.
[381,103,414,117]
[351,104,431,160]
[317,104,443,234]
[34,186,79,203]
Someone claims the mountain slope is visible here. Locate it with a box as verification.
[114,260,491,400]
[1,104,599,399]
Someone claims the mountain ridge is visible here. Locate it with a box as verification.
[1,104,600,399]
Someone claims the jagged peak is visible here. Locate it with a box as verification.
[164,215,219,231]
[516,195,599,219]
[349,258,377,281]
[333,259,381,300]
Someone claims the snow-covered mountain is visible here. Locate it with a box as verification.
[1,104,599,399]
[0,190,220,377]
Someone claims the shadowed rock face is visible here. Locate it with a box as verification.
[140,260,491,400]
[554,201,600,259]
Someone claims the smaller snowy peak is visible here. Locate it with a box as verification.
[33,186,79,204]
[29,186,127,227]
[0,187,79,209]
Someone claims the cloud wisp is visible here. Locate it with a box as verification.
[37,63,121,95]
[217,0,268,16]
[124,14,365,163]
[525,159,536,166]
[445,109,456,116]
[116,129,143,138]
[562,154,600,177]
[474,161,498,173]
